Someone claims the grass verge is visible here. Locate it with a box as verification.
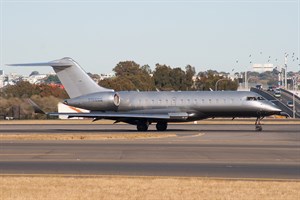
[0,133,175,140]
[0,175,299,200]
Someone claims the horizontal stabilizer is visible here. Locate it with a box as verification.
[27,99,45,114]
[6,62,71,67]
[7,57,113,98]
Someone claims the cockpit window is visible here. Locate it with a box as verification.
[247,97,257,101]
[246,96,265,101]
[257,96,265,100]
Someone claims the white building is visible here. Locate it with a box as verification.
[0,69,4,88]
[23,74,47,84]
[100,73,114,80]
[253,63,274,72]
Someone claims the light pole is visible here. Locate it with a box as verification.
[293,92,295,119]
[284,54,288,89]
[246,76,256,89]
[246,55,253,91]
[292,77,297,119]
[215,78,227,91]
[245,71,248,90]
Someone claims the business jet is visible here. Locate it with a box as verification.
[8,57,284,131]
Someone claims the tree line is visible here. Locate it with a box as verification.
[0,82,67,119]
[99,61,238,91]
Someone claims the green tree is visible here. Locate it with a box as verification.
[195,71,238,91]
[2,81,68,99]
[153,64,196,91]
[185,65,196,90]
[113,61,140,77]
[99,61,155,91]
[153,64,173,91]
[2,81,39,98]
[169,67,186,91]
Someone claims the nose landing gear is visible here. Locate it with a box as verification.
[255,116,264,131]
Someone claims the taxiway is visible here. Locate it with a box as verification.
[1,123,299,179]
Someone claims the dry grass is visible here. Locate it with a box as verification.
[0,133,175,140]
[0,175,299,200]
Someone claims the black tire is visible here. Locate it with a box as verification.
[137,121,149,131]
[156,122,168,131]
[255,125,262,131]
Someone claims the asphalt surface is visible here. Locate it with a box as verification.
[1,123,299,179]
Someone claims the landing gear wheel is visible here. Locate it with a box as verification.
[137,121,149,131]
[255,125,262,131]
[156,122,168,131]
[254,116,264,132]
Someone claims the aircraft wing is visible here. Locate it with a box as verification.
[27,98,194,121]
[47,112,190,120]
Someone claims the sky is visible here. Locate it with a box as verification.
[0,0,299,76]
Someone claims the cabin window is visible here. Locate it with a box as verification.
[172,97,176,105]
[152,99,155,104]
[216,99,219,103]
[159,99,162,104]
[181,99,184,104]
[231,98,234,103]
[223,99,226,103]
[194,99,197,104]
[202,99,205,104]
[209,99,212,103]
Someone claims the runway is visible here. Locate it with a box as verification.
[1,123,299,179]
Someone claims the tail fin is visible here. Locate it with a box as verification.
[7,57,113,98]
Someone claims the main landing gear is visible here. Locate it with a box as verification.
[136,120,149,131]
[156,122,168,131]
[136,121,168,131]
[255,116,264,132]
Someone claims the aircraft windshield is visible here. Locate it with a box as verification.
[246,96,265,101]
[257,96,265,100]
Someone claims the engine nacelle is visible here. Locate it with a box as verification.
[63,92,120,111]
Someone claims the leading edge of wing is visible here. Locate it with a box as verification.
[48,112,189,120]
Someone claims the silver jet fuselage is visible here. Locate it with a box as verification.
[65,90,281,122]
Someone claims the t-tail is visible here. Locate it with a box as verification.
[7,57,113,98]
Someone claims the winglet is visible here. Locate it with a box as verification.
[27,99,46,114]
